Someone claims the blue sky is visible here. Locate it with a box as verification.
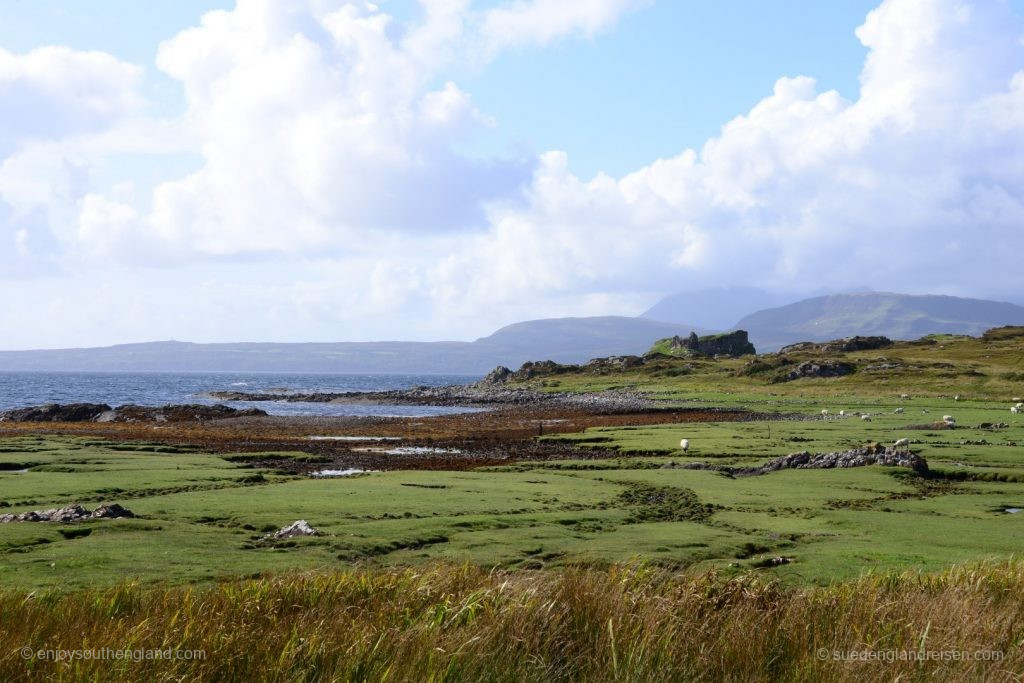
[1,0,886,177]
[467,1,884,177]
[1,0,1024,347]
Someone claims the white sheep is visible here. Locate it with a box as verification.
[894,438,910,453]
[861,414,872,422]
[900,394,910,400]
[1012,406,1020,415]
[1016,402,1024,409]
[680,439,690,452]
[821,409,829,416]
[954,395,961,401]
[839,410,847,417]
[942,415,955,422]
[1013,397,1022,402]
[894,407,904,414]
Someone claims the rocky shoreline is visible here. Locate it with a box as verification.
[0,403,267,423]
[205,384,662,412]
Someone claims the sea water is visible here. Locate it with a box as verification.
[0,371,482,417]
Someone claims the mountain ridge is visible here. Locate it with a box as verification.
[735,292,1024,350]
[0,316,709,374]
[5,292,1023,372]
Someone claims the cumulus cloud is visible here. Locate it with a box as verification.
[0,46,143,156]
[431,0,1024,311]
[5,0,1024,345]
[0,46,147,277]
[76,0,650,259]
[478,0,652,53]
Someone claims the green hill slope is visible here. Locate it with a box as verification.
[736,292,1024,351]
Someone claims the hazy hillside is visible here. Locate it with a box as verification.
[736,292,1024,350]
[641,287,789,329]
[0,316,706,374]
[476,316,712,357]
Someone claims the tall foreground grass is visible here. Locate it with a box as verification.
[2,562,1022,681]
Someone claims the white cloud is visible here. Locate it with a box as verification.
[74,0,650,259]
[427,0,1024,311]
[0,46,143,156]
[478,0,652,53]
[5,0,1024,346]
[0,45,164,278]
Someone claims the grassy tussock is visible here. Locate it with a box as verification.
[2,561,1023,681]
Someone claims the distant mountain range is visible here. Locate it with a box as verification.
[641,286,789,330]
[3,292,1022,373]
[0,316,710,375]
[733,292,1024,350]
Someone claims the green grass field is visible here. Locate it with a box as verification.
[2,331,1024,679]
[3,391,1023,589]
[527,326,1024,404]
[0,332,1021,583]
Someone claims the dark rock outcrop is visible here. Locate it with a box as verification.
[90,503,135,519]
[823,336,893,353]
[666,446,928,477]
[659,330,756,358]
[471,360,579,385]
[780,336,893,354]
[511,360,575,379]
[584,355,646,372]
[105,404,268,422]
[0,503,135,523]
[734,447,928,476]
[0,403,266,423]
[0,403,112,422]
[783,360,855,381]
[477,366,513,385]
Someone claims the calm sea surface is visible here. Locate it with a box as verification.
[0,372,482,417]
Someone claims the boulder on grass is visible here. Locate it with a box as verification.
[265,520,320,540]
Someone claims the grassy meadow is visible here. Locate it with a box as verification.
[1,329,1023,678]
[1,406,1023,590]
[3,561,1023,681]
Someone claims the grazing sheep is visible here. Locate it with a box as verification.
[839,410,846,417]
[680,439,690,452]
[1012,406,1021,415]
[861,414,872,422]
[1016,402,1024,409]
[894,438,910,452]
[1013,397,1022,402]
[900,394,910,400]
[821,409,829,416]
[894,407,904,414]
[943,415,955,422]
